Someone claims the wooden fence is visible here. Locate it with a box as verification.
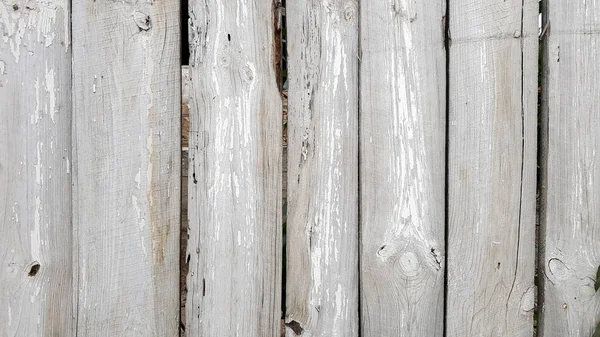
[1,0,599,336]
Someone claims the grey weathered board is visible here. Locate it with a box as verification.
[359,1,447,336]
[186,1,282,336]
[0,1,72,335]
[539,1,600,335]
[285,0,359,336]
[447,0,538,335]
[72,1,180,335]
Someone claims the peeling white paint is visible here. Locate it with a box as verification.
[135,167,141,189]
[35,141,43,184]
[31,196,41,260]
[12,202,19,223]
[32,78,41,124]
[131,195,145,231]
[44,63,56,123]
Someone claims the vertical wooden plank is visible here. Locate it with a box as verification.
[539,1,600,335]
[0,1,72,335]
[186,1,282,336]
[359,1,446,336]
[285,0,359,336]
[447,0,538,335]
[72,0,180,335]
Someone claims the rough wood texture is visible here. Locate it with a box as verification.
[285,0,359,336]
[447,0,538,335]
[359,1,446,336]
[72,1,180,335]
[539,1,600,335]
[186,1,282,336]
[0,1,72,335]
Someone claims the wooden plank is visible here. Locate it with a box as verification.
[359,1,446,336]
[446,0,538,335]
[71,1,180,335]
[0,1,72,335]
[285,0,359,336]
[185,1,282,336]
[539,1,600,335]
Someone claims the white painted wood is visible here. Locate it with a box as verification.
[447,0,538,335]
[285,0,359,336]
[186,1,282,336]
[358,1,446,336]
[72,1,180,335]
[0,1,72,336]
[539,1,600,335]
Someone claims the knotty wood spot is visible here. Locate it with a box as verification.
[133,11,152,31]
[29,263,40,277]
[285,320,304,335]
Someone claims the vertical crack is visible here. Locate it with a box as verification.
[505,0,527,327]
[443,0,451,336]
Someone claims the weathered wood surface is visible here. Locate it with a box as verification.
[0,1,72,335]
[539,1,600,335]
[72,1,180,335]
[359,1,446,336]
[186,1,282,336]
[285,0,359,336]
[447,0,538,335]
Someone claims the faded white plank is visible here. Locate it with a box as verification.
[0,1,72,336]
[186,1,282,336]
[359,1,446,336]
[447,0,538,335]
[72,1,180,335]
[539,1,600,335]
[285,0,359,336]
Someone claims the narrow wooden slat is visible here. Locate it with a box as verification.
[72,1,180,335]
[447,0,538,335]
[285,0,359,335]
[539,1,600,335]
[186,1,282,335]
[0,1,72,335]
[359,1,446,335]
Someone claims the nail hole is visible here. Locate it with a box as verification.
[29,263,40,277]
[227,33,231,41]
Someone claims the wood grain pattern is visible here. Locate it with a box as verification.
[539,1,600,335]
[446,0,538,335]
[359,1,446,336]
[72,1,180,335]
[0,1,72,335]
[285,0,359,335]
[186,1,282,336]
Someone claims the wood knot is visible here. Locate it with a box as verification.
[241,62,255,83]
[399,251,419,276]
[28,262,41,277]
[133,11,152,31]
[285,320,304,335]
[343,4,357,21]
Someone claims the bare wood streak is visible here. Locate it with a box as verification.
[446,0,538,335]
[359,0,447,335]
[285,0,359,336]
[539,1,600,335]
[186,0,282,336]
[0,0,72,335]
[72,0,181,335]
